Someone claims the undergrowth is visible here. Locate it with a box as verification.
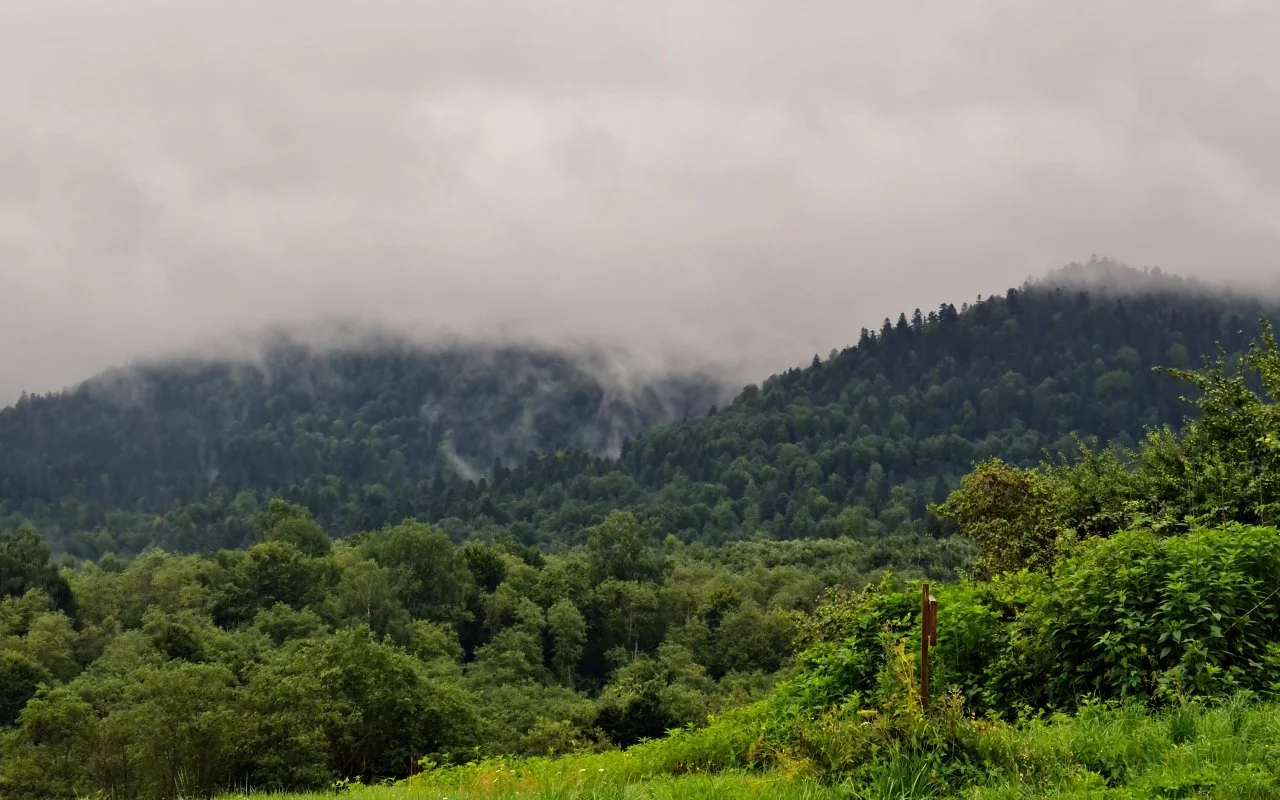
[220,526,1280,799]
[221,693,1280,799]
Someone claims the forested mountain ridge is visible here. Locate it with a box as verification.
[405,263,1280,545]
[7,264,1280,799]
[4,261,1278,557]
[0,338,729,550]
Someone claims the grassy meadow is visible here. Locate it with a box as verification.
[219,695,1280,800]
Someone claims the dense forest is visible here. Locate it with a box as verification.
[6,264,1280,799]
[0,504,971,798]
[3,262,1278,557]
[0,342,727,554]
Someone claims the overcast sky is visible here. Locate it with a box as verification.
[2,0,1279,401]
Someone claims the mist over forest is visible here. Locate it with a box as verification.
[4,0,1280,401]
[6,2,1280,798]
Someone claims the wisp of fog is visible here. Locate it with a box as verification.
[2,0,1279,402]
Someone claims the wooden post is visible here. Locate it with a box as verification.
[920,583,937,711]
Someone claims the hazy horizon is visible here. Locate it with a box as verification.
[3,1,1279,401]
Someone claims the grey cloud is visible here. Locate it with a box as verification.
[2,0,1279,402]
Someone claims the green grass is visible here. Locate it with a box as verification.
[218,773,846,800]
[221,695,1280,800]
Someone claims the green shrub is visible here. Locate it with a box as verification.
[1032,525,1280,705]
[778,525,1280,720]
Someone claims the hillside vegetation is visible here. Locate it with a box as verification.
[0,340,726,554]
[0,508,971,798]
[6,267,1280,799]
[5,261,1279,559]
[222,312,1280,799]
[311,697,1280,800]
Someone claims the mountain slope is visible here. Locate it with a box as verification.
[408,263,1280,545]
[0,337,728,552]
[5,262,1278,556]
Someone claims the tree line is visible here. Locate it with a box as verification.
[5,261,1280,798]
[7,279,1278,798]
[0,502,968,799]
[777,316,1280,729]
[8,262,1277,559]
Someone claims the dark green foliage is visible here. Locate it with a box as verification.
[412,266,1278,550]
[5,264,1280,797]
[249,603,328,646]
[773,580,919,718]
[0,525,74,614]
[930,458,1065,574]
[0,519,927,797]
[547,598,587,686]
[461,540,509,593]
[1145,318,1280,527]
[5,264,1279,559]
[586,512,663,583]
[935,318,1280,574]
[1036,526,1280,703]
[0,651,48,727]
[260,499,331,557]
[781,525,1280,723]
[248,626,480,781]
[243,540,321,611]
[1,661,243,800]
[594,643,716,745]
[358,520,474,623]
[0,341,725,555]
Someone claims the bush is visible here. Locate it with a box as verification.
[780,525,1280,720]
[1032,524,1280,705]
